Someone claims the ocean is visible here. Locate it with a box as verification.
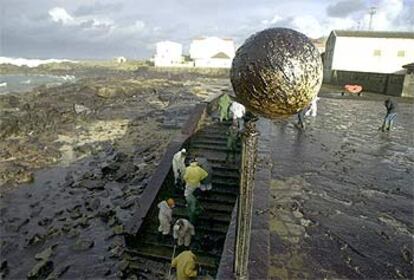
[0,74,76,94]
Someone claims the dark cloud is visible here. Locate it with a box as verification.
[326,0,365,18]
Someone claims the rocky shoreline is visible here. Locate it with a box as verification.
[0,66,229,279]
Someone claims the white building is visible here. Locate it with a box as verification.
[154,41,183,67]
[324,30,414,95]
[189,37,235,68]
[115,56,127,63]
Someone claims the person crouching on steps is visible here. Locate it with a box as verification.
[173,218,195,247]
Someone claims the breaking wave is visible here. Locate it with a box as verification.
[0,56,77,68]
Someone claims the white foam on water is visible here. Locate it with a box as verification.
[0,56,77,68]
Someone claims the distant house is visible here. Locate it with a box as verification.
[189,37,235,68]
[402,63,414,98]
[115,56,127,63]
[154,41,183,67]
[324,30,414,96]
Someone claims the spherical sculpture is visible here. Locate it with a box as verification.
[230,28,323,118]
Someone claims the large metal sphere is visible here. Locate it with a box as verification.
[230,28,323,118]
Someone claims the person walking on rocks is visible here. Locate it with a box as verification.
[381,98,397,132]
[183,160,207,224]
[230,101,246,130]
[171,249,198,280]
[218,93,232,122]
[158,198,175,235]
[173,149,187,188]
[225,121,240,163]
[173,218,195,247]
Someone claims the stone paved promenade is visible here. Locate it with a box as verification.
[252,95,413,280]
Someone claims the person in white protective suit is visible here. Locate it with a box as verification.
[305,97,320,117]
[172,149,187,186]
[229,101,246,130]
[158,198,175,235]
[173,218,195,247]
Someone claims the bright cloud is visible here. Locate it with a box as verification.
[49,7,75,25]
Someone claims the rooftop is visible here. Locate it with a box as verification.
[211,52,231,59]
[332,30,414,39]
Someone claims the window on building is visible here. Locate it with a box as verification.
[397,50,405,57]
[373,49,381,56]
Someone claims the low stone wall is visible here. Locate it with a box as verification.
[325,70,405,96]
[402,73,414,98]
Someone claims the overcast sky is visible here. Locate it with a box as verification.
[1,0,413,59]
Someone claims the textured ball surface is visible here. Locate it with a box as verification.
[230,28,323,118]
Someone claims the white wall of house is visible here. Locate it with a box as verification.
[154,41,183,67]
[194,58,232,68]
[330,37,414,74]
[190,37,235,68]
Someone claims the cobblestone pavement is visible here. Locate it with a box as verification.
[267,96,413,279]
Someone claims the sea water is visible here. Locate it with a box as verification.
[0,74,76,94]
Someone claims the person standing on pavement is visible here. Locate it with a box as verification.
[305,96,320,117]
[171,249,198,280]
[173,149,187,188]
[381,98,397,132]
[297,105,311,129]
[229,101,246,130]
[218,93,232,122]
[157,198,175,236]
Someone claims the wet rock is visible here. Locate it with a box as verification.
[70,210,82,220]
[27,260,54,280]
[35,244,57,261]
[143,154,155,163]
[112,225,125,235]
[121,197,136,209]
[67,229,80,239]
[38,217,53,227]
[101,161,120,173]
[73,104,91,115]
[78,215,90,228]
[118,260,130,272]
[0,260,9,278]
[45,264,70,280]
[401,246,413,264]
[47,227,62,238]
[86,197,101,211]
[71,239,94,251]
[115,163,137,183]
[98,208,116,223]
[79,179,105,190]
[109,246,124,259]
[26,233,45,246]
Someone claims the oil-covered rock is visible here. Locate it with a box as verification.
[230,28,323,118]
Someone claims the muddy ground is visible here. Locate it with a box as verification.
[0,67,229,279]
